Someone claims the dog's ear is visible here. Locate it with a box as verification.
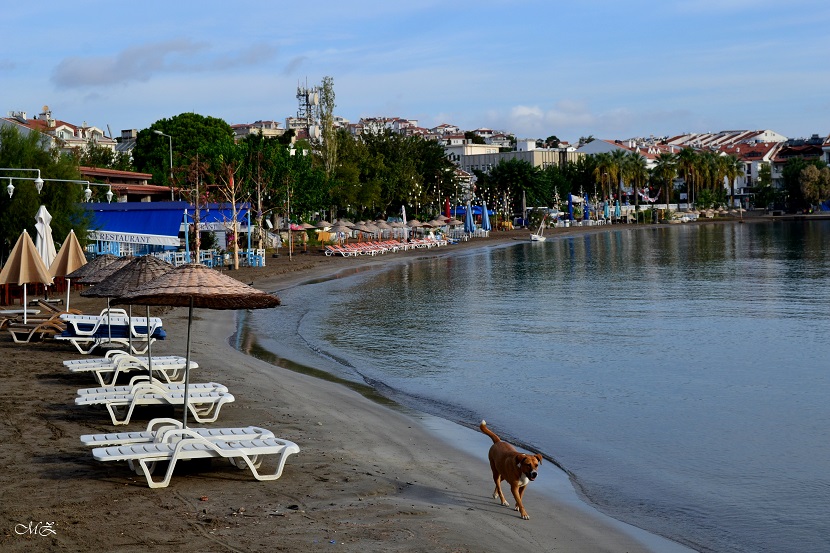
[535,453,543,465]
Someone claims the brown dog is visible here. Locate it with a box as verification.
[480,420,542,520]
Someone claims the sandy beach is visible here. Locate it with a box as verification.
[0,225,698,552]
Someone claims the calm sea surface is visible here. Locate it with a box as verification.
[241,220,830,553]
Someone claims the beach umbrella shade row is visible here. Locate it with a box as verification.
[0,230,53,323]
[66,254,118,283]
[81,255,173,362]
[115,263,281,428]
[49,230,87,310]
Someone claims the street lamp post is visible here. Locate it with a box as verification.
[1,168,44,196]
[153,130,174,200]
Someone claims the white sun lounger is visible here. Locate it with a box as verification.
[80,417,275,447]
[76,380,227,397]
[65,355,197,386]
[91,432,300,488]
[60,313,163,338]
[54,334,158,355]
[75,388,235,426]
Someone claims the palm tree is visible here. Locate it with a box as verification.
[723,154,745,208]
[591,152,612,200]
[653,152,678,220]
[676,147,697,209]
[609,149,628,202]
[625,152,649,222]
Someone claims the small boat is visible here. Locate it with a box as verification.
[530,214,547,242]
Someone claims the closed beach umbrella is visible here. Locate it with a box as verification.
[464,202,475,233]
[34,205,57,269]
[603,201,610,220]
[615,200,621,219]
[444,198,451,219]
[116,263,280,428]
[481,201,492,231]
[50,229,87,310]
[0,230,53,323]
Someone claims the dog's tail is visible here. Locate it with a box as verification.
[480,420,501,444]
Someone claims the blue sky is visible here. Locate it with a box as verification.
[2,1,828,143]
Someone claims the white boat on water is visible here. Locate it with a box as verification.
[530,215,547,242]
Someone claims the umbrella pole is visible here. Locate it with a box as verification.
[182,296,194,429]
[23,284,28,324]
[107,298,112,343]
[146,305,153,382]
[128,304,133,355]
[65,278,71,311]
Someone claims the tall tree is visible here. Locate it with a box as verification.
[676,147,697,208]
[723,155,745,208]
[608,149,628,201]
[132,113,234,193]
[625,152,649,220]
[318,76,338,183]
[0,125,90,260]
[653,152,678,220]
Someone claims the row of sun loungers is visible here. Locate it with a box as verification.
[63,342,299,487]
[324,237,449,257]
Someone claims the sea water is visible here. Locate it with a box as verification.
[241,220,830,553]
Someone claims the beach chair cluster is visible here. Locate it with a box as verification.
[324,237,448,257]
[69,348,298,488]
[2,300,82,344]
[55,309,166,354]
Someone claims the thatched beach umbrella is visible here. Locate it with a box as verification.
[81,255,173,363]
[0,230,53,323]
[116,264,281,428]
[49,230,87,310]
[66,254,117,283]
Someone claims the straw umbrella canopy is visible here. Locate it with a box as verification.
[115,263,281,428]
[315,220,331,229]
[75,256,132,285]
[65,254,117,283]
[446,218,463,226]
[81,255,173,363]
[0,230,53,323]
[49,230,87,310]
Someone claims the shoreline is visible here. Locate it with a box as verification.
[238,226,701,552]
[0,219,769,551]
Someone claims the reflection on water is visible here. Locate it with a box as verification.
[247,220,830,553]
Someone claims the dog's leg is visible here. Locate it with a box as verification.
[491,468,509,507]
[511,484,529,520]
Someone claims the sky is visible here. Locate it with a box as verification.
[2,1,829,144]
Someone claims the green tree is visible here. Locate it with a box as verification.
[608,149,627,201]
[676,147,698,208]
[624,152,648,220]
[782,157,825,211]
[464,131,485,145]
[318,76,338,182]
[591,152,612,200]
[75,141,133,171]
[653,152,677,219]
[724,154,745,208]
[132,113,234,193]
[0,126,90,260]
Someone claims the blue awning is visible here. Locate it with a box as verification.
[188,203,251,230]
[86,202,188,247]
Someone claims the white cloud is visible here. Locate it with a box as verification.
[51,40,278,89]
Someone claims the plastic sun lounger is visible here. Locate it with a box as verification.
[75,388,235,426]
[80,417,275,447]
[65,355,197,386]
[54,333,159,355]
[91,431,299,488]
[77,380,227,397]
[7,319,65,343]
